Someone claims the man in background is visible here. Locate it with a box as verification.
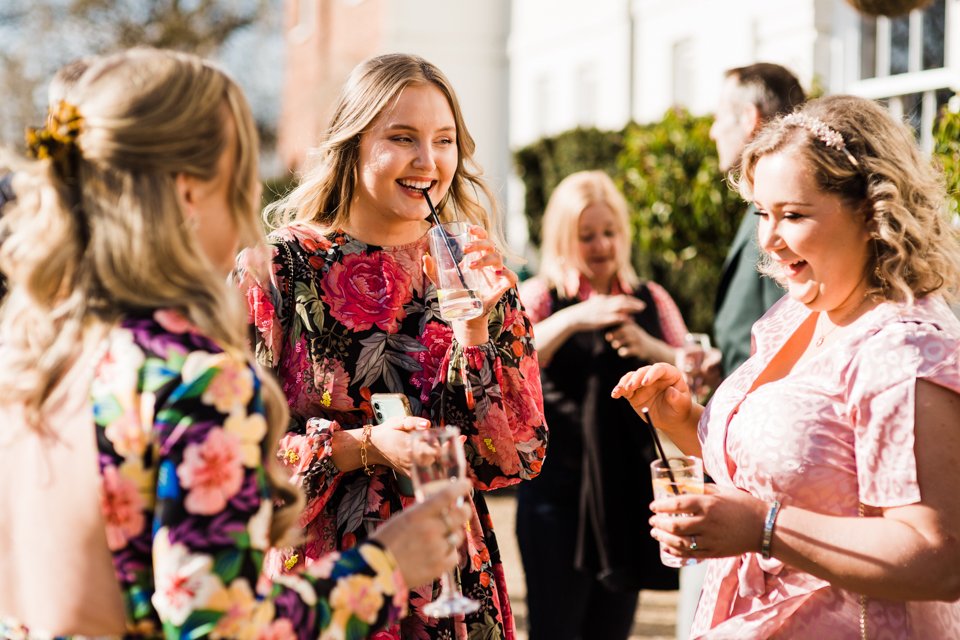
[709,63,805,378]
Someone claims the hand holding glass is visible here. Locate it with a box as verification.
[409,426,480,617]
[650,455,704,567]
[676,332,712,402]
[428,222,484,322]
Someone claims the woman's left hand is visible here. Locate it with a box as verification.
[649,485,769,562]
[423,225,518,345]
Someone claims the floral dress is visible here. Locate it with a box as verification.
[1,309,409,640]
[692,295,960,638]
[235,223,548,640]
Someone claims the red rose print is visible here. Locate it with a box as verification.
[321,252,413,333]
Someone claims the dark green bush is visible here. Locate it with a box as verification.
[933,105,960,217]
[514,127,623,247]
[617,109,744,332]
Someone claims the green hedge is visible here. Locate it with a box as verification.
[515,99,960,335]
[934,105,960,217]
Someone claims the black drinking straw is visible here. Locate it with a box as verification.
[642,407,680,495]
[421,188,469,289]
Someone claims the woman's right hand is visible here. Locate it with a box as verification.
[566,294,647,332]
[368,416,431,476]
[610,362,696,433]
[371,478,472,587]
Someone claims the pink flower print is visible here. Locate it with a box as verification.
[286,222,333,253]
[100,464,146,551]
[473,402,521,476]
[280,337,317,416]
[276,432,316,479]
[177,428,244,515]
[321,251,413,333]
[182,352,255,414]
[256,620,297,640]
[204,358,254,414]
[104,410,148,458]
[246,283,279,353]
[410,321,453,403]
[329,574,384,624]
[152,529,222,626]
[313,357,355,411]
[500,361,543,442]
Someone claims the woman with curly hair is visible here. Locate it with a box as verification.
[235,53,546,639]
[0,48,471,639]
[613,94,960,638]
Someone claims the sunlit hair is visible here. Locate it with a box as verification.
[0,47,301,543]
[266,52,503,246]
[725,63,806,122]
[737,94,960,304]
[538,170,638,298]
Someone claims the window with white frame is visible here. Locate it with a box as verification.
[854,0,954,150]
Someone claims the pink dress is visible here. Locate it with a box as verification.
[691,295,960,639]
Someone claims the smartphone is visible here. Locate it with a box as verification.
[370,393,416,497]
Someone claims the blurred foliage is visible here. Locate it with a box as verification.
[513,110,744,334]
[933,102,960,218]
[618,109,744,333]
[513,127,623,247]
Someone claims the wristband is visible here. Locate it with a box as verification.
[761,500,781,560]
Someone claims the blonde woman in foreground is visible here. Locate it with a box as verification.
[0,48,469,639]
[614,95,960,638]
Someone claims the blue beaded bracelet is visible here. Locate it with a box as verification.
[761,500,782,560]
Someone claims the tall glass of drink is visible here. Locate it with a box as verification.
[409,425,480,617]
[649,455,704,567]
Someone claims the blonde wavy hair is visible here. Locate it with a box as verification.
[0,48,301,543]
[266,52,503,245]
[538,170,639,298]
[737,94,960,304]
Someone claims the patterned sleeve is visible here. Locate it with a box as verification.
[646,280,688,347]
[429,285,548,490]
[92,317,407,638]
[846,320,960,508]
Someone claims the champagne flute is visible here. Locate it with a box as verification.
[676,332,711,403]
[408,425,480,617]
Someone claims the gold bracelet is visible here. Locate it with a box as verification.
[359,424,374,476]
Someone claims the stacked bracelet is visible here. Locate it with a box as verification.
[359,424,374,476]
[761,500,782,560]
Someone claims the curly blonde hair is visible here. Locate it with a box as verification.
[266,52,503,246]
[0,48,301,543]
[737,94,960,303]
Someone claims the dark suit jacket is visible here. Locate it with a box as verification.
[713,205,784,376]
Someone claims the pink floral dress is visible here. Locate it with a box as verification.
[692,295,960,639]
[235,223,547,640]
[1,309,409,639]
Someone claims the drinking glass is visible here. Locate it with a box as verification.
[409,425,480,617]
[427,222,484,322]
[650,455,704,567]
[676,332,712,402]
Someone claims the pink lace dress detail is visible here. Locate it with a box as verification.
[691,296,960,639]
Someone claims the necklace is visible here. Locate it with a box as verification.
[813,295,872,348]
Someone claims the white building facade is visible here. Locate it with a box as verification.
[509,0,958,148]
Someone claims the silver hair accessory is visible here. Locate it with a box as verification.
[781,113,859,167]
